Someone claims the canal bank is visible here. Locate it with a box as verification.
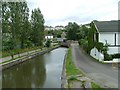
[1,46,60,70]
[61,50,68,88]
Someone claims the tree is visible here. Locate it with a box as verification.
[31,8,44,46]
[66,22,79,40]
[7,2,31,49]
[2,2,45,52]
[79,25,89,39]
[45,40,51,48]
[8,2,21,49]
[2,2,12,51]
[88,22,96,54]
[18,2,30,48]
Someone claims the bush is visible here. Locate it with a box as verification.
[68,75,77,81]
[111,53,120,58]
[45,40,51,48]
[104,54,113,61]
[95,42,104,52]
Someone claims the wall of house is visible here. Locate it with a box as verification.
[99,32,120,55]
[107,47,120,54]
[99,32,114,45]
[99,32,120,45]
[45,36,53,39]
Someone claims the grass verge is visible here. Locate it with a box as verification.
[66,48,83,76]
[1,46,43,58]
[91,82,105,90]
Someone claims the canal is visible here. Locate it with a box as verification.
[2,47,67,88]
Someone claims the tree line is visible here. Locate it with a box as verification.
[2,2,44,51]
[66,22,90,53]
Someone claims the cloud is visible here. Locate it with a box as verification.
[27,0,119,26]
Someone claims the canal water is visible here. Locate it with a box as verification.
[2,47,67,88]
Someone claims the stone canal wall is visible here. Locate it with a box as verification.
[61,50,68,88]
[2,46,60,70]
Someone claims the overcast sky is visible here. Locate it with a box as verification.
[27,0,119,26]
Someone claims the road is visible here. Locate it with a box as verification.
[71,43,118,88]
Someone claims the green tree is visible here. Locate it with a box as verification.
[2,2,45,53]
[8,2,21,49]
[45,40,51,48]
[31,8,44,46]
[78,25,89,39]
[66,22,79,40]
[18,2,30,48]
[7,2,31,49]
[2,2,12,51]
[88,22,96,54]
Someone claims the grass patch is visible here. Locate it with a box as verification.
[68,75,78,81]
[0,57,19,64]
[91,82,105,90]
[1,46,43,58]
[0,54,27,64]
[66,48,83,76]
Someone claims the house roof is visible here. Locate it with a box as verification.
[94,20,119,32]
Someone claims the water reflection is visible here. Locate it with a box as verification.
[2,55,46,88]
[2,47,67,88]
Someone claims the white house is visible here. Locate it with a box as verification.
[61,32,66,39]
[90,20,120,61]
[45,35,53,39]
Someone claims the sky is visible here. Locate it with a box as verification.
[27,0,119,26]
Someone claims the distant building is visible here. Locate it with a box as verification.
[57,38,64,42]
[55,25,65,30]
[84,24,91,28]
[45,35,53,39]
[61,32,66,39]
[45,25,65,31]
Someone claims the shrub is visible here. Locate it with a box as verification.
[111,53,120,59]
[104,54,113,61]
[45,40,51,48]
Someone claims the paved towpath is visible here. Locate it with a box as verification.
[71,43,118,88]
[0,48,47,64]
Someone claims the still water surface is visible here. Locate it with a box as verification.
[2,47,67,88]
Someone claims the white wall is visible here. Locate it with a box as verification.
[45,36,53,39]
[90,47,104,61]
[107,47,120,54]
[99,32,114,45]
[99,32,120,45]
[99,32,120,55]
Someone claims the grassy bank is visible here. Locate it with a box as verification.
[1,44,60,58]
[91,82,105,90]
[1,46,43,58]
[66,48,83,76]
